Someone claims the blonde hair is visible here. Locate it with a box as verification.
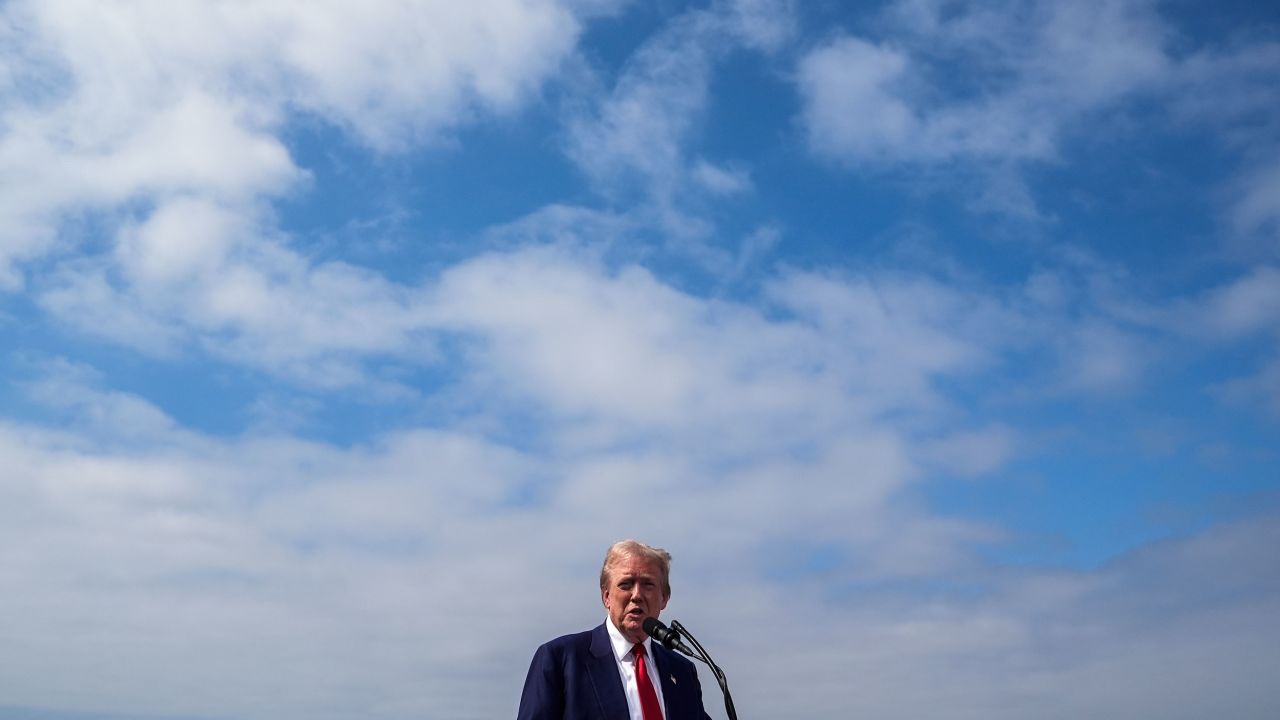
[599,539,672,597]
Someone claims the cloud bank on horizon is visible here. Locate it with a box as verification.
[1,1,1277,718]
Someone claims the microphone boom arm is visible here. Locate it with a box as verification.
[670,620,738,720]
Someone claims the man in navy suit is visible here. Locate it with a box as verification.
[517,540,712,720]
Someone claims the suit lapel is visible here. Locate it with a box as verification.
[588,623,631,719]
[651,643,683,720]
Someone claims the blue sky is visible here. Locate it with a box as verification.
[1,1,1278,718]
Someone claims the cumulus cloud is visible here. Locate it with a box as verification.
[3,238,1276,719]
[0,0,582,287]
[423,247,1038,453]
[2,377,1275,719]
[0,0,1173,396]
[2,325,932,718]
[0,0,594,383]
[0,422,539,720]
[797,37,918,162]
[37,196,437,385]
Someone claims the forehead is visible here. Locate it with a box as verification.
[608,555,661,580]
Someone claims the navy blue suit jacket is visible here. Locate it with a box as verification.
[517,623,712,720]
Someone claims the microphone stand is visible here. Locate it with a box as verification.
[669,620,738,720]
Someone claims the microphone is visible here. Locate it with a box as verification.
[643,617,692,654]
[651,618,739,720]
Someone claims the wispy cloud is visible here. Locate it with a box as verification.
[563,0,790,248]
[793,0,1280,226]
[798,0,1171,166]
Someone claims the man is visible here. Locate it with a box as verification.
[517,540,712,720]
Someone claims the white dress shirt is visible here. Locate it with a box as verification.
[605,616,669,720]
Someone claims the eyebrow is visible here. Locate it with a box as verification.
[617,574,656,582]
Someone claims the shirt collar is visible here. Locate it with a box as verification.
[605,615,653,661]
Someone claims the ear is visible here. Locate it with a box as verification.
[659,593,669,612]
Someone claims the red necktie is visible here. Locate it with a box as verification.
[633,642,663,720]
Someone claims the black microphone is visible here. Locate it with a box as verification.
[643,617,692,654]
[652,618,739,720]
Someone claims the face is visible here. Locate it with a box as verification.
[602,555,669,643]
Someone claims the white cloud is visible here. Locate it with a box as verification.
[766,268,1000,384]
[1,0,1176,396]
[2,387,1275,719]
[1155,37,1280,250]
[794,0,1280,237]
[1231,159,1280,240]
[566,9,718,198]
[999,258,1280,403]
[0,0,584,288]
[1056,319,1149,393]
[724,0,797,53]
[718,513,1280,720]
[797,37,918,161]
[691,158,752,195]
[563,1,779,241]
[0,3,1275,719]
[1183,266,1280,340]
[115,197,249,288]
[0,369,570,718]
[429,247,808,445]
[102,92,299,201]
[23,0,578,148]
[0,351,935,718]
[1171,39,1280,133]
[38,197,437,385]
[796,0,1171,165]
[19,358,181,442]
[423,247,1035,456]
[1212,355,1280,419]
[5,237,1279,718]
[920,424,1016,478]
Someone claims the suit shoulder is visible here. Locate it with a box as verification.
[535,627,597,656]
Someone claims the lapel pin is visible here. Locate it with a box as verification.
[670,674,677,685]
